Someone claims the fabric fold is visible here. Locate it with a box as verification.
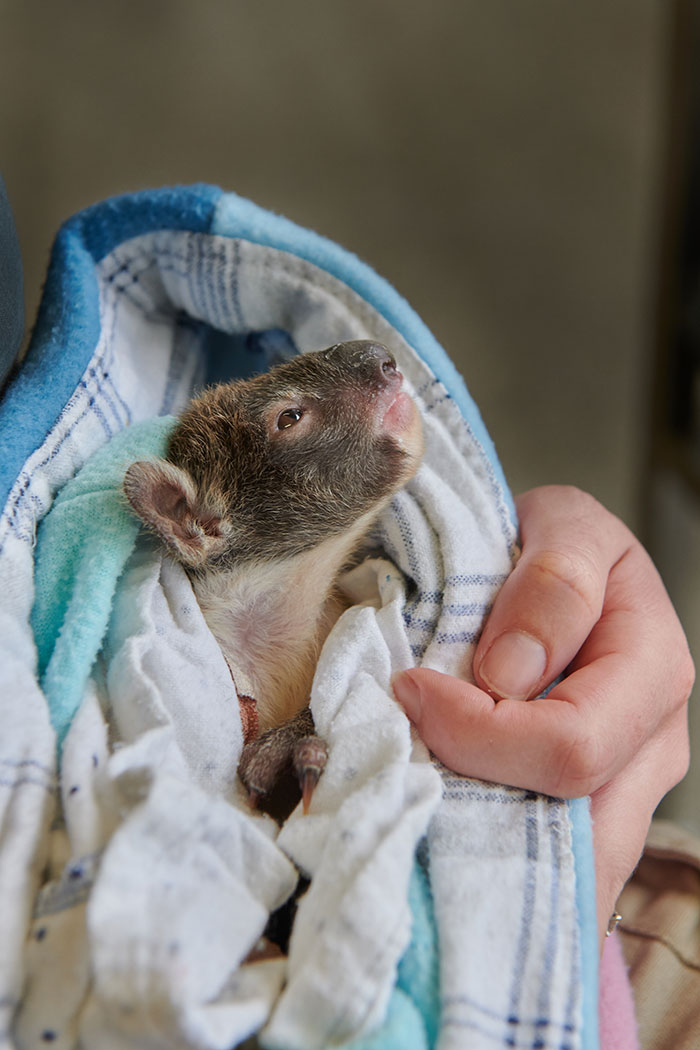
[0,187,599,1050]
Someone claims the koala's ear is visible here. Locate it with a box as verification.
[123,460,231,568]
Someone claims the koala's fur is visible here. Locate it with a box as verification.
[124,340,423,772]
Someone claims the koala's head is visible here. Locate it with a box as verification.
[124,340,423,571]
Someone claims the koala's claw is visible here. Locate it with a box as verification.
[238,707,328,815]
[293,735,329,814]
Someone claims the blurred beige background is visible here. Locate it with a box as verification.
[2,0,697,828]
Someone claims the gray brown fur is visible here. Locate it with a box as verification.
[123,340,423,811]
[167,341,415,568]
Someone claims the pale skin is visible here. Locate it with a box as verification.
[392,484,694,948]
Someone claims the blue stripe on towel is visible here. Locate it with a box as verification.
[0,185,221,519]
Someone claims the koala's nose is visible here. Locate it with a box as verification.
[377,347,400,379]
[327,340,401,387]
[370,344,401,389]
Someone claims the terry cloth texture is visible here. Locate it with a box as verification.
[0,187,600,1050]
[30,418,176,748]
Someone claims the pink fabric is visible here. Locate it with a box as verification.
[599,930,639,1050]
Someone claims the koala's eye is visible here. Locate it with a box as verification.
[277,408,304,429]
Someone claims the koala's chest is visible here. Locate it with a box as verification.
[190,563,344,731]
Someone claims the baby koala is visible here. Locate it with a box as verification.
[124,340,423,814]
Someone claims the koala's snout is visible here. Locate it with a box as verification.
[323,340,402,391]
[375,348,401,388]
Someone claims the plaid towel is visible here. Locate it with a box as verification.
[0,186,599,1050]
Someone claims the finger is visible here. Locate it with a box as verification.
[590,705,690,945]
[474,486,632,701]
[394,482,696,793]
[393,568,692,798]
[393,667,583,792]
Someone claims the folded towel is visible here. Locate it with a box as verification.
[0,186,601,1049]
[30,417,176,748]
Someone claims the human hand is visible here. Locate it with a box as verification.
[392,485,694,945]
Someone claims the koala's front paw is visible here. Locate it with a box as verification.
[238,707,328,816]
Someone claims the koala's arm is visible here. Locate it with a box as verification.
[238,706,328,818]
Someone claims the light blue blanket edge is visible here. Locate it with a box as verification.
[30,417,176,746]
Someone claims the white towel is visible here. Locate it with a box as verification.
[2,227,587,1050]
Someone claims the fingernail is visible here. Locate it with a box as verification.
[479,631,547,700]
[391,672,423,721]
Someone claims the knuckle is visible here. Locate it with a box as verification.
[676,645,696,704]
[537,486,611,528]
[553,485,601,513]
[658,635,696,717]
[663,720,691,791]
[551,713,611,797]
[670,747,691,790]
[527,545,603,619]
[524,484,602,515]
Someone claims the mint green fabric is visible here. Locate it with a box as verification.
[396,858,440,1049]
[325,860,440,1050]
[30,417,176,748]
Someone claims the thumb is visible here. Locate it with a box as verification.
[473,486,630,700]
[391,668,568,788]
